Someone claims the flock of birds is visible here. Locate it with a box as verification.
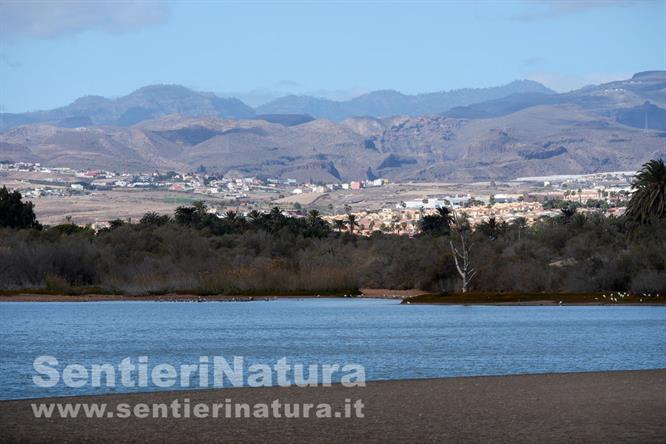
[154,296,278,303]
[594,292,662,303]
[150,292,662,304]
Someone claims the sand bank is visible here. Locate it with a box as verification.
[1,370,664,443]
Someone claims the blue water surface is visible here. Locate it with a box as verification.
[1,299,665,400]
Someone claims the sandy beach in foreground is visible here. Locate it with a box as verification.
[1,370,664,443]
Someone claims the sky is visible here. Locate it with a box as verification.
[1,0,665,112]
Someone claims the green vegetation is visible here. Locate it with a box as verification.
[1,205,664,295]
[0,186,41,230]
[625,159,666,224]
[1,160,665,296]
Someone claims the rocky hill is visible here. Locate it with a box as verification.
[1,73,665,182]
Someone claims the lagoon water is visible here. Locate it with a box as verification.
[1,299,666,400]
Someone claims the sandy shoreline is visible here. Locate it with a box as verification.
[1,370,664,443]
[0,288,425,302]
[2,288,664,305]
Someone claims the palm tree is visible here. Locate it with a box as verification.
[270,206,282,217]
[225,210,237,221]
[307,209,321,226]
[192,200,208,217]
[560,204,577,222]
[478,216,502,240]
[511,217,527,241]
[306,209,329,237]
[626,159,666,224]
[175,206,197,225]
[333,219,347,233]
[347,213,360,234]
[247,209,262,223]
[435,206,454,230]
[266,206,286,233]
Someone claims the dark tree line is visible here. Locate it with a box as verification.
[169,204,332,238]
[1,160,664,294]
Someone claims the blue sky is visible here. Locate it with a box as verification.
[1,0,665,112]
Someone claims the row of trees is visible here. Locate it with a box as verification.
[0,160,664,294]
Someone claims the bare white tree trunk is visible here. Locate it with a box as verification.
[450,214,476,293]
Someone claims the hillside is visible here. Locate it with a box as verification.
[1,108,663,182]
[1,73,665,182]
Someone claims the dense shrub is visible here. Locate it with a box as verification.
[0,211,665,294]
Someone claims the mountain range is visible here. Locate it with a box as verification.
[254,80,555,120]
[1,72,665,182]
[0,80,554,131]
[0,85,255,131]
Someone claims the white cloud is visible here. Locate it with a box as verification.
[0,0,170,39]
[526,71,631,92]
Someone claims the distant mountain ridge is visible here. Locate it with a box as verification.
[256,80,555,120]
[0,80,554,132]
[443,71,666,130]
[0,85,256,131]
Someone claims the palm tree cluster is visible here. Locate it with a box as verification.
[331,212,361,234]
[171,203,332,238]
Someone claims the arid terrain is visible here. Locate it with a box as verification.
[2,72,665,182]
[2,167,540,225]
